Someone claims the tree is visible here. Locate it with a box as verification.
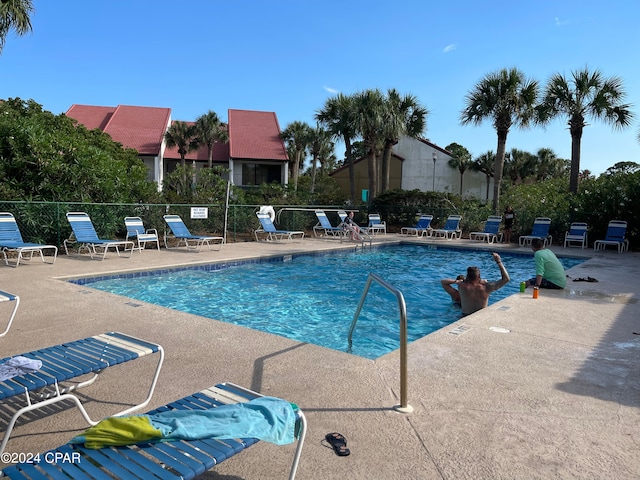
[0,0,33,54]
[316,93,358,202]
[307,124,334,193]
[537,67,634,193]
[460,67,539,211]
[195,110,228,169]
[380,89,428,192]
[164,121,199,190]
[445,142,472,195]
[280,121,312,191]
[470,151,495,203]
[504,148,537,185]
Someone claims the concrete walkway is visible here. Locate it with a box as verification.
[1,237,639,479]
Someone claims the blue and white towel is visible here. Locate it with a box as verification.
[0,356,43,381]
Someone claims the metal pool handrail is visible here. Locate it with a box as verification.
[347,272,413,413]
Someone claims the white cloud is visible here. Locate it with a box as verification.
[555,17,570,26]
[443,44,456,53]
[323,86,340,94]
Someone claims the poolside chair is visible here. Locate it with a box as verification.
[0,331,164,455]
[163,214,224,252]
[563,222,588,249]
[366,213,387,235]
[469,215,503,244]
[1,382,306,480]
[519,217,552,247]
[594,220,628,253]
[125,216,160,252]
[0,212,58,267]
[0,289,19,338]
[400,215,433,237]
[313,210,346,238]
[337,210,348,224]
[255,212,305,242]
[64,212,134,260]
[431,215,462,240]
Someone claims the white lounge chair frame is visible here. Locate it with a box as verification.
[125,216,161,252]
[64,212,134,260]
[564,222,588,249]
[431,215,463,240]
[400,215,433,237]
[163,214,224,252]
[0,212,58,267]
[519,217,552,247]
[0,331,164,455]
[0,289,19,338]
[254,212,305,242]
[1,382,306,480]
[469,215,503,244]
[594,220,629,253]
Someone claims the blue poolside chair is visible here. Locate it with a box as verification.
[469,215,503,244]
[255,212,305,242]
[163,214,224,251]
[564,222,588,249]
[65,212,135,260]
[431,215,462,240]
[1,382,306,480]
[0,212,58,267]
[125,216,160,252]
[401,215,433,237]
[594,220,628,253]
[366,213,387,235]
[519,217,552,247]
[0,289,19,338]
[313,210,346,238]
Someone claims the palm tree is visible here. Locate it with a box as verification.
[280,121,312,191]
[352,89,386,201]
[164,121,199,186]
[380,89,428,192]
[315,93,358,202]
[470,151,495,203]
[537,67,634,193]
[0,0,34,54]
[460,67,539,211]
[445,142,472,195]
[307,124,334,193]
[195,111,228,168]
[504,148,537,185]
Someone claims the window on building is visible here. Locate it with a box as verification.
[242,163,282,185]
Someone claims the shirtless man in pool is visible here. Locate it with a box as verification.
[457,252,510,315]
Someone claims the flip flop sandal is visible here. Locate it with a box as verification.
[324,432,350,456]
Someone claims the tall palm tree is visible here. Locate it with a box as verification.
[504,148,537,185]
[307,124,334,193]
[460,67,539,211]
[470,151,495,203]
[0,0,34,54]
[315,93,358,202]
[164,121,199,186]
[380,89,428,193]
[537,67,634,193]
[280,121,312,191]
[445,142,472,195]
[352,89,386,201]
[195,110,228,168]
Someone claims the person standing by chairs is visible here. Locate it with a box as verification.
[503,206,515,243]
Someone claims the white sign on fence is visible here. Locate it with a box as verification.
[190,207,208,219]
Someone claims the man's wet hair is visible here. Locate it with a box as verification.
[466,266,480,280]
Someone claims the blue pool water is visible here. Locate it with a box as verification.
[72,245,584,359]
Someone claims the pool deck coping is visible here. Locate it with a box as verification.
[1,235,639,479]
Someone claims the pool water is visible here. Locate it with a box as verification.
[74,245,584,359]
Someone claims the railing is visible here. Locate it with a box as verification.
[347,273,412,413]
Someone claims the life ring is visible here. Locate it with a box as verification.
[259,205,276,222]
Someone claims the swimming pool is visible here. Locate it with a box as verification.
[71,245,584,359]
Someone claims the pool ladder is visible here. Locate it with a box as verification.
[347,273,412,413]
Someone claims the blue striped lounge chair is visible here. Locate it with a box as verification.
[125,216,160,252]
[519,217,552,247]
[0,289,19,338]
[431,215,463,240]
[1,382,306,480]
[469,216,503,244]
[254,212,305,242]
[366,213,387,235]
[313,210,345,238]
[401,215,433,237]
[163,214,224,251]
[594,220,628,253]
[563,222,588,249]
[64,212,135,260]
[0,332,164,456]
[0,212,58,267]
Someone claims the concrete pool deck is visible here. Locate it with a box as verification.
[1,236,639,479]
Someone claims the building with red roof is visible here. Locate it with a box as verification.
[66,105,289,190]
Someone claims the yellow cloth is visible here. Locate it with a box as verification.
[77,415,162,449]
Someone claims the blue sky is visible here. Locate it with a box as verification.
[2,0,639,175]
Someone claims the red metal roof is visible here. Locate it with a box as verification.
[228,109,288,161]
[66,105,116,131]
